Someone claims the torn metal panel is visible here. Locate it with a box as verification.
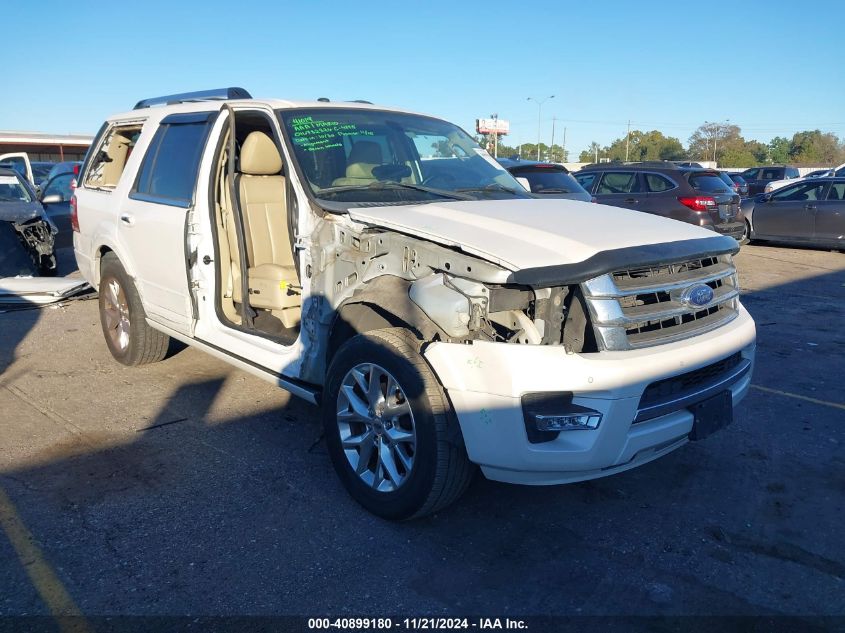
[0,277,91,305]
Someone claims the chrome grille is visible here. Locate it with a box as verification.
[582,254,739,350]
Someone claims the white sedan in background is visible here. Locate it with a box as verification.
[764,163,845,193]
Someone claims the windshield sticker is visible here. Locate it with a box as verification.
[473,147,502,169]
[290,116,375,152]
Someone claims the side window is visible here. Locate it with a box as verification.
[43,173,73,201]
[132,113,214,207]
[645,173,675,192]
[827,183,845,201]
[761,168,781,180]
[787,167,800,178]
[596,171,640,194]
[573,172,597,192]
[742,168,759,180]
[771,182,825,201]
[84,123,144,190]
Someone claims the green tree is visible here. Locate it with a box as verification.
[768,136,790,163]
[788,130,843,164]
[579,142,604,163]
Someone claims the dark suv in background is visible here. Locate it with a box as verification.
[498,158,591,201]
[574,162,745,240]
[740,165,800,196]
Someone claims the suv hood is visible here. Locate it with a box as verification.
[348,199,718,272]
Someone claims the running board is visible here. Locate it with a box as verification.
[147,319,320,405]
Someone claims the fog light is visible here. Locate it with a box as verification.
[521,393,603,444]
[535,413,602,431]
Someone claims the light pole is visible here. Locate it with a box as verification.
[491,113,499,158]
[713,118,729,163]
[527,95,554,161]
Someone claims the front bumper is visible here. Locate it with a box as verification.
[424,304,756,485]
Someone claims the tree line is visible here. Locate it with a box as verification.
[480,123,845,167]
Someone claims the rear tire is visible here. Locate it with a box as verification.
[323,328,474,520]
[98,253,169,366]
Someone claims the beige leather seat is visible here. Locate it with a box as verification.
[233,131,300,323]
[331,140,383,186]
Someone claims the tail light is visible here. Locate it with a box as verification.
[70,194,79,232]
[678,196,717,212]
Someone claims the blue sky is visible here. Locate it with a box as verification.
[4,0,845,157]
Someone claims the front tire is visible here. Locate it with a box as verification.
[98,253,169,366]
[323,329,474,520]
[740,220,751,245]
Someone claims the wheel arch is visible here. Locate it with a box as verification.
[325,276,446,373]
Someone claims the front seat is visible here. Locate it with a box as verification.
[331,140,383,186]
[234,131,300,326]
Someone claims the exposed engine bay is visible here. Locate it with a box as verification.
[0,218,57,277]
[300,218,598,384]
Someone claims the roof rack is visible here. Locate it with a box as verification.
[133,87,252,110]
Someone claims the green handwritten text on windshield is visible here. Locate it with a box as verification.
[290,116,374,152]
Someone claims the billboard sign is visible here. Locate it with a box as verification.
[476,118,510,135]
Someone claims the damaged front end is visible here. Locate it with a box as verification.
[0,217,57,277]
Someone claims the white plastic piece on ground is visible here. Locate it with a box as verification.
[0,276,91,305]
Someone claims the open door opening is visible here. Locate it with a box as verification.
[211,110,301,345]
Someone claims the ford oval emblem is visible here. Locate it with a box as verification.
[682,284,715,307]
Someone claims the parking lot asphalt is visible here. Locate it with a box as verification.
[0,244,843,622]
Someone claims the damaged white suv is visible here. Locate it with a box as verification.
[73,88,756,519]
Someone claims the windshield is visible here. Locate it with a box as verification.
[278,108,527,205]
[0,173,33,202]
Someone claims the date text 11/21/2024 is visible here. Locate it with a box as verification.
[307,617,529,630]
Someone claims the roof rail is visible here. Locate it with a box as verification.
[133,87,252,110]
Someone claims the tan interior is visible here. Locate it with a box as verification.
[236,131,301,327]
[85,125,142,189]
[331,140,383,186]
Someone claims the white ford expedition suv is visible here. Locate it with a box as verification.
[73,88,756,519]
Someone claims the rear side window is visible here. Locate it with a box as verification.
[645,173,675,192]
[597,171,640,194]
[827,183,845,200]
[688,173,731,192]
[741,168,759,180]
[761,168,782,180]
[574,172,597,192]
[132,113,214,207]
[84,123,144,190]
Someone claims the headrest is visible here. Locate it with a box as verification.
[345,163,377,179]
[240,131,282,175]
[348,141,382,165]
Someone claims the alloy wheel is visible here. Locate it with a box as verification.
[336,363,417,492]
[102,278,131,352]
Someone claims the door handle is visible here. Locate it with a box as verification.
[624,198,638,204]
[805,204,817,211]
[119,213,135,226]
